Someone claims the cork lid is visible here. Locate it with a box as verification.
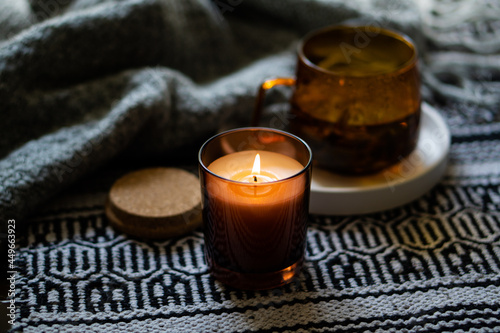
[105,167,202,239]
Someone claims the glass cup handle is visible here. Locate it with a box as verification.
[252,78,296,126]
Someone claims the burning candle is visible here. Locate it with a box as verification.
[207,150,303,183]
[199,128,312,290]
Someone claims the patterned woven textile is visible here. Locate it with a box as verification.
[15,160,500,332]
[3,0,500,332]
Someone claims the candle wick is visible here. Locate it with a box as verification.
[253,176,257,182]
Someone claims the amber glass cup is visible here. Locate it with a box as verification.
[254,25,420,175]
[199,128,312,290]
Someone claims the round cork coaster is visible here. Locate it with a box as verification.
[105,167,202,239]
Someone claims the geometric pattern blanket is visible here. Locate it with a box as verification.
[2,0,499,331]
[14,132,500,331]
[13,116,500,331]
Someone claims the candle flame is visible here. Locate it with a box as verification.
[251,153,260,175]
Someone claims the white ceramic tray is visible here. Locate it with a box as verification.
[309,103,451,215]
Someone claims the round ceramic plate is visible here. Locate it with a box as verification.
[309,103,451,215]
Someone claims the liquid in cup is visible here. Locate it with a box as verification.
[255,26,421,175]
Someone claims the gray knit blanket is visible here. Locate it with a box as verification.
[2,0,500,332]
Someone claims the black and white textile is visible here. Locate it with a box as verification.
[2,0,500,332]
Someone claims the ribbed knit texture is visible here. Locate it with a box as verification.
[0,0,424,221]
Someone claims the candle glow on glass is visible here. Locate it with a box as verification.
[204,149,308,273]
[199,128,312,289]
[207,150,302,185]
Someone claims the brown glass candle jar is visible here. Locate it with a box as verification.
[198,128,312,290]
